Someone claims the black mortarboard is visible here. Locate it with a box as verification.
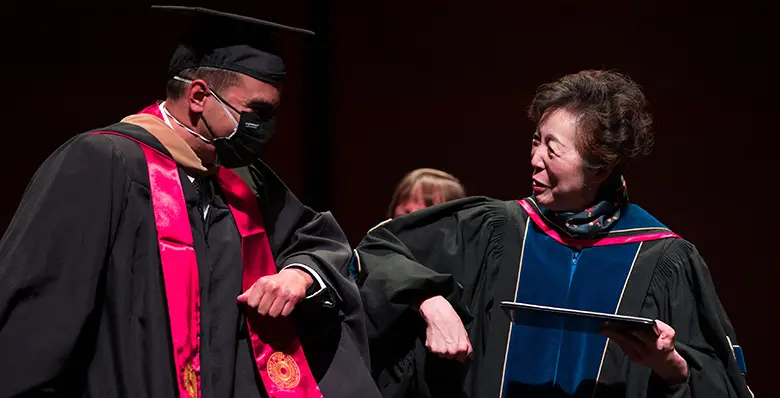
[152,5,314,84]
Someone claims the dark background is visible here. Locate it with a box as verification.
[1,1,776,396]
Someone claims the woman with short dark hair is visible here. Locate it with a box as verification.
[353,70,752,398]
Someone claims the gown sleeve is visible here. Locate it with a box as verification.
[644,239,753,398]
[240,161,353,309]
[0,134,129,397]
[236,163,384,396]
[353,197,508,343]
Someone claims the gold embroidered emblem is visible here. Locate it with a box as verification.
[183,361,198,398]
[267,351,301,389]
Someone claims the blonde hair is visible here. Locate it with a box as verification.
[387,168,466,218]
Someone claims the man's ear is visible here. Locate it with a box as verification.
[187,79,210,114]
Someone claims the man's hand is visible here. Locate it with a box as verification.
[601,320,689,385]
[237,268,314,317]
[418,295,473,362]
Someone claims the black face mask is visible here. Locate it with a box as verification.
[207,90,277,168]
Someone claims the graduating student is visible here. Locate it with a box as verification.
[0,6,379,398]
[353,70,752,397]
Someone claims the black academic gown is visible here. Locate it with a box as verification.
[0,122,379,398]
[353,196,752,398]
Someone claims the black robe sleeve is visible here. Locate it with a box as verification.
[233,162,352,308]
[234,162,382,397]
[354,197,508,346]
[0,134,128,397]
[642,239,752,398]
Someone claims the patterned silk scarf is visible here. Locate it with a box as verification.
[541,175,629,238]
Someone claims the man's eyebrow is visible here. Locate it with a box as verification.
[246,99,275,110]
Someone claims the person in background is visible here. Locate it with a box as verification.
[387,168,466,218]
[346,168,466,281]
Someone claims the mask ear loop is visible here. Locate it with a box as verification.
[167,76,217,144]
[160,104,212,144]
[209,94,240,140]
[174,76,240,140]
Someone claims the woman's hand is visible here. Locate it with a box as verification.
[418,295,473,362]
[601,320,688,385]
